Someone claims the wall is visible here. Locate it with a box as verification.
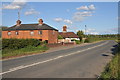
[46,42,75,48]
[2,30,48,39]
[48,30,58,44]
[58,38,80,43]
[2,30,58,44]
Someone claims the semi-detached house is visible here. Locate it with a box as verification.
[2,19,58,44]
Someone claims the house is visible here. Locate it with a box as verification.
[2,19,58,44]
[58,25,79,43]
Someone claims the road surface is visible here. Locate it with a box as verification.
[1,40,117,78]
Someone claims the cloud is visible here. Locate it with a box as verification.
[24,8,40,15]
[73,4,95,22]
[75,11,92,17]
[76,4,95,11]
[2,0,27,10]
[64,19,72,24]
[73,11,93,22]
[76,6,89,10]
[83,28,99,35]
[54,18,63,22]
[88,4,95,10]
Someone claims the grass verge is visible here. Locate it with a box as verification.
[99,40,120,79]
[2,45,49,59]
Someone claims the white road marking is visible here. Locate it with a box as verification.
[0,41,109,75]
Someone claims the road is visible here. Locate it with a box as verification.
[1,40,117,78]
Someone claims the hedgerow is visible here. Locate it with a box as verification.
[2,39,41,49]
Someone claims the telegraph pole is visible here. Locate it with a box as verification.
[18,11,20,20]
[85,25,87,38]
[18,8,21,20]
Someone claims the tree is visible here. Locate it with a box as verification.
[58,35,64,39]
[77,30,84,42]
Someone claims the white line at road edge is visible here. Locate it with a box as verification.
[0,41,109,75]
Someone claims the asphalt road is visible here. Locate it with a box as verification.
[1,40,117,78]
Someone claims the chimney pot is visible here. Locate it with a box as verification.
[38,19,43,25]
[16,20,21,26]
[63,25,67,32]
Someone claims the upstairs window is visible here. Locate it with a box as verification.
[8,32,11,35]
[15,31,19,35]
[30,31,34,35]
[38,31,42,35]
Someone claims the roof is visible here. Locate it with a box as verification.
[3,23,58,31]
[59,32,79,38]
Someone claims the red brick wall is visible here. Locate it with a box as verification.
[48,30,58,44]
[2,30,58,44]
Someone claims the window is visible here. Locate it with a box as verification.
[8,32,11,35]
[15,31,19,35]
[30,31,34,35]
[38,31,42,35]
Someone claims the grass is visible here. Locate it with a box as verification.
[99,53,119,79]
[2,45,49,59]
[99,40,120,79]
[87,37,117,43]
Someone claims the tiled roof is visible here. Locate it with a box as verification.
[3,23,58,31]
[59,32,79,38]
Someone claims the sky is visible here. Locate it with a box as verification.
[1,0,118,35]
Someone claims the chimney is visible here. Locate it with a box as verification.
[38,19,43,25]
[16,20,21,26]
[63,25,67,32]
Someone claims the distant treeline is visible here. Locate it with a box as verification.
[86,34,119,38]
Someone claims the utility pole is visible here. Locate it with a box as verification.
[18,11,20,20]
[85,25,87,38]
[18,8,21,20]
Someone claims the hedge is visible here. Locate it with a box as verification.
[2,39,41,49]
[84,38,90,43]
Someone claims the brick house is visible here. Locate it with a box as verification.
[59,25,79,42]
[2,19,58,44]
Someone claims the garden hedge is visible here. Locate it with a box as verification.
[2,39,41,49]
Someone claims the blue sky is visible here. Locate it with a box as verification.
[2,1,118,34]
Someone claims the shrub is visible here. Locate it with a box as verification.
[71,39,76,41]
[2,39,41,49]
[58,35,63,39]
[71,39,80,44]
[75,40,80,44]
[84,38,90,43]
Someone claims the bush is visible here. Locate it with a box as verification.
[2,39,41,49]
[71,39,80,44]
[58,35,63,39]
[75,40,80,44]
[84,38,90,43]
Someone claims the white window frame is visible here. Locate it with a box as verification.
[38,31,42,35]
[15,31,19,35]
[30,31,34,35]
[8,32,11,35]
